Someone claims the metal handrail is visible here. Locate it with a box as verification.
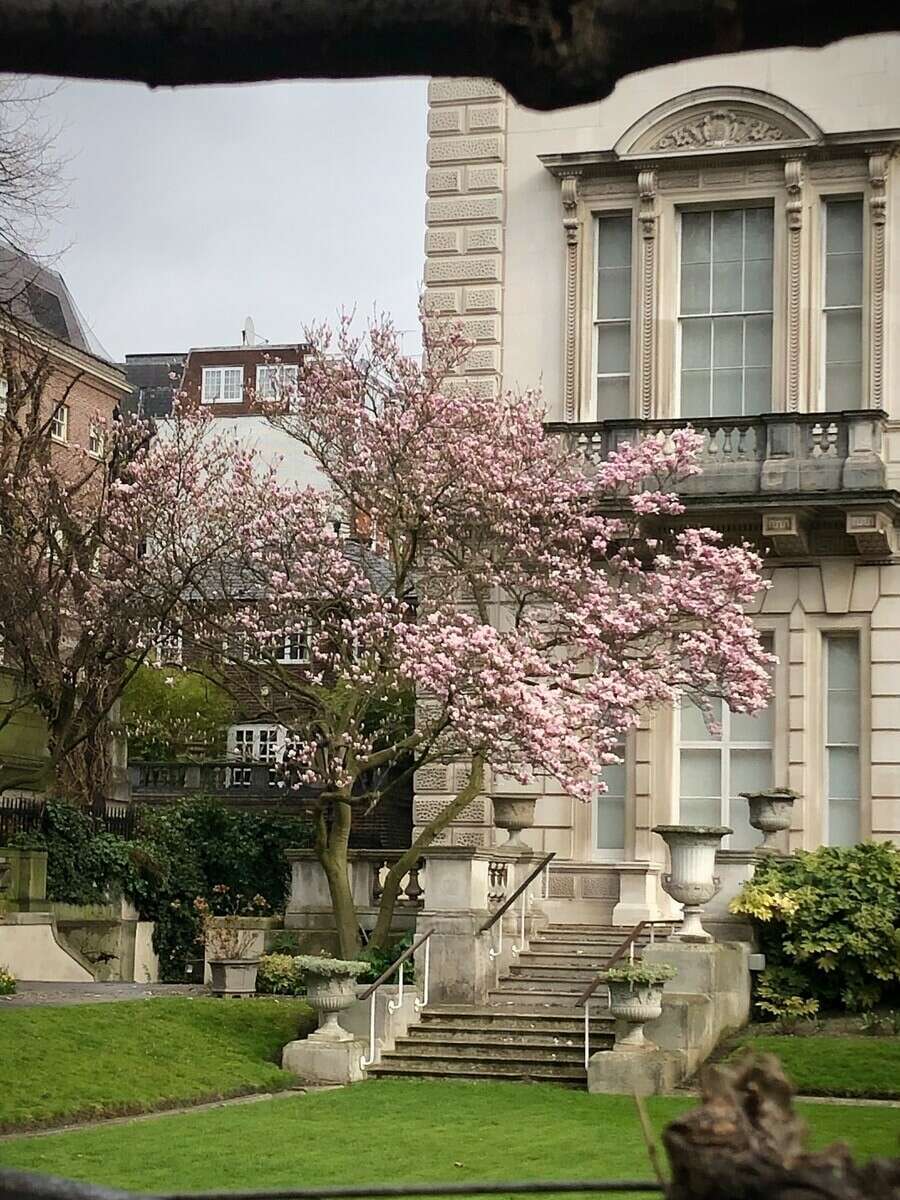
[576,919,674,1006]
[359,927,434,1071]
[476,852,555,934]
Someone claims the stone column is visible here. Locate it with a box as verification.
[416,847,495,1006]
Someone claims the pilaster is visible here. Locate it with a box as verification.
[425,78,507,399]
[637,169,658,419]
[868,151,888,410]
[784,157,805,412]
[560,170,582,420]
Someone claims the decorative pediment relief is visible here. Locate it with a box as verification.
[615,87,823,160]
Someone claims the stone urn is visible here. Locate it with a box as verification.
[296,956,367,1042]
[740,788,797,853]
[606,963,676,1048]
[653,824,731,941]
[491,794,537,850]
[208,958,260,998]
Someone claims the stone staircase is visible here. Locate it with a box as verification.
[367,922,669,1086]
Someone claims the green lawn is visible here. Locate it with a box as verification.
[0,998,314,1130]
[728,1034,900,1099]
[1,1081,896,1195]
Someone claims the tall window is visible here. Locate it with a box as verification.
[256,363,299,401]
[202,366,243,404]
[50,404,69,442]
[88,423,106,458]
[823,198,864,411]
[229,725,281,787]
[679,645,775,849]
[278,628,309,664]
[594,741,626,859]
[824,635,861,846]
[679,206,773,418]
[594,213,632,419]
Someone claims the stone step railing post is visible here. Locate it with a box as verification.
[415,847,496,1006]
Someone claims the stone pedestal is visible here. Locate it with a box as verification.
[0,847,48,912]
[588,1045,679,1096]
[282,1034,366,1085]
[611,863,666,926]
[416,847,496,1007]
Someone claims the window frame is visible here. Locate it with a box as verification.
[591,210,636,421]
[675,201,776,420]
[255,363,299,402]
[823,631,862,847]
[88,422,106,459]
[819,194,866,412]
[50,403,69,443]
[591,736,628,861]
[201,365,244,405]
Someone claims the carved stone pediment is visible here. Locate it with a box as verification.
[614,87,823,160]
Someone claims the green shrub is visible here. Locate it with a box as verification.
[730,842,900,1012]
[120,665,235,760]
[257,953,305,995]
[357,931,415,984]
[0,965,15,996]
[27,798,311,981]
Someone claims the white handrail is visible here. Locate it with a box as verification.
[359,927,433,1071]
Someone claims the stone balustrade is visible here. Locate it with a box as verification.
[548,409,888,497]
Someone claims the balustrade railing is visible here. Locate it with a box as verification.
[479,853,554,973]
[370,855,425,906]
[547,409,888,497]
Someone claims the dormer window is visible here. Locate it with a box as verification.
[202,366,243,404]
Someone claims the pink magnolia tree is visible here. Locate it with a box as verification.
[182,315,773,955]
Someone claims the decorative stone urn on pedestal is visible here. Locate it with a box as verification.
[653,825,731,941]
[491,794,537,850]
[740,788,797,853]
[606,962,677,1048]
[298,956,367,1042]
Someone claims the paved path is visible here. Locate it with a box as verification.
[0,981,206,1007]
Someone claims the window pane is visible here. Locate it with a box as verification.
[744,258,773,311]
[597,322,630,374]
[828,746,860,799]
[744,368,772,415]
[681,212,710,264]
[829,797,860,847]
[681,697,721,741]
[825,309,863,364]
[682,319,711,370]
[731,748,773,796]
[745,316,773,368]
[712,317,743,368]
[744,208,774,260]
[681,795,721,826]
[825,363,862,410]
[828,636,859,689]
[596,794,626,850]
[597,215,632,269]
[680,748,721,799]
[825,253,863,308]
[731,701,774,743]
[596,376,630,420]
[711,368,742,416]
[828,689,860,744]
[712,209,743,261]
[681,370,711,418]
[826,200,863,255]
[597,266,631,319]
[712,261,742,313]
[681,262,710,315]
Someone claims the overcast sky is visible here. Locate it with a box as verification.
[37,77,428,361]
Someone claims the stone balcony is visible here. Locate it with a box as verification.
[547,409,900,556]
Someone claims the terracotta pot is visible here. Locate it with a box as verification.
[492,794,537,850]
[208,958,260,998]
[653,824,730,941]
[608,980,665,1048]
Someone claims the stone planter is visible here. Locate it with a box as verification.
[740,788,797,853]
[653,824,731,941]
[306,973,359,1042]
[608,980,665,1048]
[208,958,260,998]
[492,794,537,850]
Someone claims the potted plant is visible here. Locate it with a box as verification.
[491,793,537,850]
[606,961,677,1048]
[194,886,270,998]
[294,954,368,1041]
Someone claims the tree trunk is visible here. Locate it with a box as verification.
[318,797,361,959]
[663,1054,900,1200]
[47,720,111,808]
[368,755,485,950]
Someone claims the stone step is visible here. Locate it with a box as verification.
[515,951,610,969]
[390,1037,597,1064]
[488,987,589,1007]
[405,1029,614,1052]
[499,973,600,992]
[366,1061,588,1085]
[419,1006,613,1032]
[506,964,605,982]
[369,1051,590,1081]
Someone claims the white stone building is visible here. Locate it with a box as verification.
[419,36,900,927]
